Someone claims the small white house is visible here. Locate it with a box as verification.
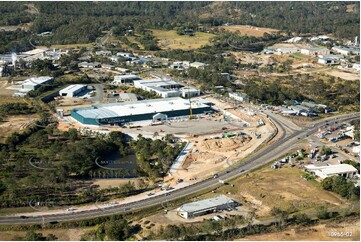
[190,62,207,69]
[95,50,112,56]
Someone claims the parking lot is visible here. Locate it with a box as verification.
[140,117,246,136]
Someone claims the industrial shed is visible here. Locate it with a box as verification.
[21,76,53,91]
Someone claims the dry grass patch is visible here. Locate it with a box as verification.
[215,25,279,37]
[209,166,347,216]
[151,29,215,50]
[238,218,360,241]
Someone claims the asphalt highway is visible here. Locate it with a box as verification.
[0,112,358,225]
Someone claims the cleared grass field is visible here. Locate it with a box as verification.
[151,29,216,50]
[214,25,279,37]
[198,166,347,217]
[0,96,27,105]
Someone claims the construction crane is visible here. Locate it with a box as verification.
[188,82,192,119]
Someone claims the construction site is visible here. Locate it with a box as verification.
[55,93,275,186]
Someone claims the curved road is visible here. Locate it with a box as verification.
[0,112,358,225]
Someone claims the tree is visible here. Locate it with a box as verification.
[65,128,79,141]
[23,231,45,241]
[316,206,330,220]
[321,176,359,199]
[105,219,130,240]
[320,146,332,155]
[292,213,311,225]
[153,131,159,139]
[271,207,289,228]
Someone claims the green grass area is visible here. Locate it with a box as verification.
[0,206,36,215]
[290,52,308,59]
[150,29,216,50]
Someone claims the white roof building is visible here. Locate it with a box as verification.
[305,164,358,179]
[190,62,208,69]
[59,84,86,98]
[71,97,212,125]
[301,47,330,56]
[284,37,303,43]
[318,54,343,65]
[95,50,112,56]
[177,195,236,219]
[352,146,360,154]
[116,52,135,58]
[332,46,359,56]
[21,76,53,92]
[275,47,299,55]
[180,86,201,98]
[112,75,142,85]
[229,92,249,102]
[134,79,181,98]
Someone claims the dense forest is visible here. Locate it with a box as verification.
[0,115,183,207]
[0,2,359,53]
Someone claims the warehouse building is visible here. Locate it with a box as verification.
[180,87,201,98]
[275,47,299,55]
[112,75,142,85]
[301,47,330,56]
[71,97,213,125]
[318,55,343,65]
[134,78,200,98]
[59,84,87,98]
[332,46,360,56]
[21,76,53,91]
[177,195,237,219]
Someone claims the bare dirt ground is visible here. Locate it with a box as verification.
[0,79,17,96]
[0,114,38,142]
[166,98,275,184]
[92,178,145,189]
[326,69,359,81]
[57,97,89,107]
[238,219,360,241]
[214,25,279,37]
